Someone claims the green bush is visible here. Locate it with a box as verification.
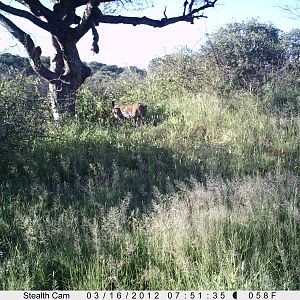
[0,73,47,160]
[148,20,299,99]
[77,68,148,124]
[263,87,300,117]
[148,48,201,96]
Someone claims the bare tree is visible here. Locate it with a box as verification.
[0,0,217,121]
[279,0,300,20]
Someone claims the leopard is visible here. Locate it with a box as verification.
[112,100,147,127]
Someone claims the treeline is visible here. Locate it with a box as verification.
[0,52,146,79]
[0,53,50,76]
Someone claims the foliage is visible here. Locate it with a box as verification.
[100,0,152,14]
[262,28,300,117]
[0,53,50,76]
[0,53,145,82]
[77,67,147,123]
[0,89,299,289]
[0,72,47,159]
[148,48,201,96]
[0,18,299,291]
[1,172,300,290]
[197,19,285,94]
[76,86,113,124]
[281,28,300,63]
[147,20,300,100]
[87,62,126,81]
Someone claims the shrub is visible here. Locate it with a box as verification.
[0,72,46,160]
[197,19,285,95]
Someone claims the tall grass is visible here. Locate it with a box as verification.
[0,85,299,289]
[1,173,299,289]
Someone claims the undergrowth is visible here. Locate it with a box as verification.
[0,83,299,289]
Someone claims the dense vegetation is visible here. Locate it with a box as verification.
[0,20,299,290]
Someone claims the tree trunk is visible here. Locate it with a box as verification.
[48,37,91,121]
[48,79,76,121]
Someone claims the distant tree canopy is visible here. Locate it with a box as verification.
[0,53,50,75]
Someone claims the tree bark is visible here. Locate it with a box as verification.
[48,36,91,121]
[48,79,76,121]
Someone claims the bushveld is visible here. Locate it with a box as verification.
[0,72,299,289]
[1,20,300,288]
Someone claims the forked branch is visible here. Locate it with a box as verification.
[0,12,55,80]
[95,0,218,27]
[0,1,57,33]
[15,0,57,22]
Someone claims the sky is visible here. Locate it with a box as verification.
[0,0,299,69]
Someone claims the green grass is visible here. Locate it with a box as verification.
[0,89,299,290]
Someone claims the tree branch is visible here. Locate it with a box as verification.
[16,0,57,22]
[73,0,102,40]
[0,12,55,81]
[183,0,188,16]
[189,0,218,16]
[96,13,199,27]
[278,0,300,20]
[0,1,57,34]
[96,0,217,27]
[163,6,167,19]
[189,0,196,13]
[91,21,99,53]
